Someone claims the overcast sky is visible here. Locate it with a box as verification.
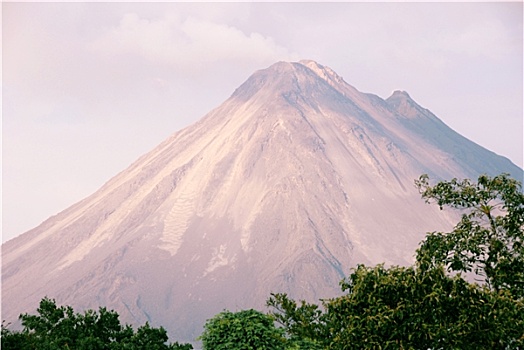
[3,2,523,242]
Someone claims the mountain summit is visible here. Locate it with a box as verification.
[2,60,521,342]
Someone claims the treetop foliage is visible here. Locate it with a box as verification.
[1,297,193,350]
[198,309,286,350]
[415,173,524,297]
[267,173,524,349]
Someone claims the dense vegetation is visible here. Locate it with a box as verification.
[265,173,524,349]
[198,309,287,350]
[3,174,523,349]
[1,298,193,349]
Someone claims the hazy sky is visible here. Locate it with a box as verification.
[3,2,523,242]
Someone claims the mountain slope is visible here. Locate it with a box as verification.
[2,60,522,342]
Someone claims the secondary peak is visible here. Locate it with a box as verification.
[388,90,412,100]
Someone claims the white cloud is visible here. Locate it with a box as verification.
[181,17,291,63]
[89,12,293,73]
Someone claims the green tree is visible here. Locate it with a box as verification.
[267,174,524,349]
[199,309,286,350]
[1,297,193,350]
[415,173,524,297]
[326,264,523,349]
[1,322,32,350]
[269,265,523,349]
[266,293,324,349]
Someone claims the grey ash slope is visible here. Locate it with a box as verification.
[385,90,519,178]
[2,60,522,342]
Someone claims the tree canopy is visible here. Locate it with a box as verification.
[415,173,524,297]
[198,309,286,350]
[1,297,193,350]
[268,173,524,349]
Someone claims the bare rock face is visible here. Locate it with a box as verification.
[2,60,521,342]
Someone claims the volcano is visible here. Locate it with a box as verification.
[2,60,521,342]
